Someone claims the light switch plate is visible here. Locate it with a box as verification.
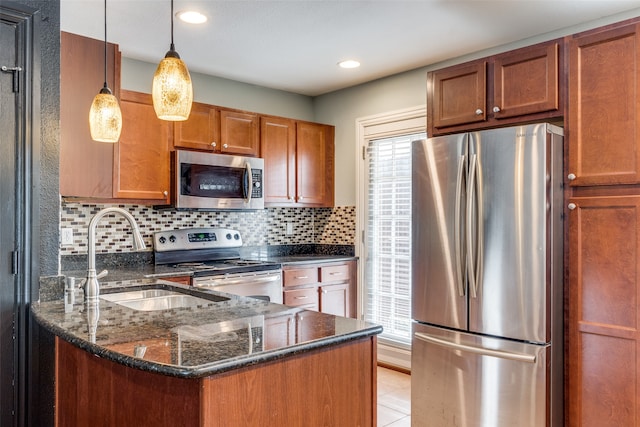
[61,228,74,246]
[286,222,294,235]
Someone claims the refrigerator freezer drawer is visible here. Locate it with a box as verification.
[411,323,550,427]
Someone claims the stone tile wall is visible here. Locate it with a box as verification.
[59,202,355,255]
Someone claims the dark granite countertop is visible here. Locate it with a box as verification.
[32,278,381,379]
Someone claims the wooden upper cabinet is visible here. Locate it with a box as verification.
[493,42,559,119]
[261,116,296,205]
[114,90,171,202]
[60,31,120,198]
[568,23,640,187]
[173,106,259,156]
[220,110,259,156]
[173,102,220,152]
[429,61,487,129]
[296,121,335,207]
[428,39,562,136]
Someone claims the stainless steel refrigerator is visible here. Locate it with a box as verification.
[411,123,563,427]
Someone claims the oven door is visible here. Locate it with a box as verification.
[193,270,283,304]
[173,150,264,210]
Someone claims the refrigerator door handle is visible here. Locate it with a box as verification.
[454,155,466,297]
[414,332,537,363]
[466,154,478,298]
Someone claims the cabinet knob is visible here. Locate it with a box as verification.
[211,142,217,147]
[568,203,577,210]
[567,173,576,181]
[223,143,228,149]
[475,109,483,116]
[492,106,501,113]
[163,191,168,196]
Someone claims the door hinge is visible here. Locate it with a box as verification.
[362,146,366,160]
[1,65,22,93]
[11,250,19,275]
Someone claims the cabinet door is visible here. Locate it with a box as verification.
[261,116,296,205]
[568,23,640,186]
[264,314,295,350]
[568,195,640,426]
[283,267,319,287]
[173,102,219,152]
[114,90,171,201]
[220,110,259,156]
[429,61,487,129]
[296,122,335,207]
[493,41,559,119]
[319,283,349,317]
[60,32,119,198]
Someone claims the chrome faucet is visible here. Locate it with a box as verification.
[85,207,146,304]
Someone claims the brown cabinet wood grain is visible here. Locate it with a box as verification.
[60,31,120,198]
[282,260,356,318]
[260,116,297,205]
[55,334,376,426]
[261,119,335,207]
[114,90,171,202]
[568,23,640,187]
[428,39,562,136]
[172,101,220,152]
[567,194,640,427]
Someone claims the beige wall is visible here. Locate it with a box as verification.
[120,8,640,207]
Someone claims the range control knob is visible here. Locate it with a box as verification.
[254,181,261,188]
[169,235,176,243]
[158,236,166,244]
[226,233,232,240]
[234,234,240,240]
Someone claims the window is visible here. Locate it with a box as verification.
[356,106,425,370]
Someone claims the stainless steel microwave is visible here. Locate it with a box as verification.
[165,150,264,210]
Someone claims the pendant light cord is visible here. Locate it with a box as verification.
[103,0,108,89]
[170,0,175,51]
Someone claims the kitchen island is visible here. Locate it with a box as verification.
[32,278,381,426]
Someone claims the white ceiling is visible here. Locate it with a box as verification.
[61,0,640,96]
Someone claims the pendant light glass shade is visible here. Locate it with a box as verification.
[152,49,193,121]
[89,86,122,143]
[152,0,193,121]
[89,0,122,143]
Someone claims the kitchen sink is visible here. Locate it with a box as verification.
[100,288,228,311]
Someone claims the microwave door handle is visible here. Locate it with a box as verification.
[244,162,252,205]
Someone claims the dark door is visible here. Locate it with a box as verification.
[1,12,21,427]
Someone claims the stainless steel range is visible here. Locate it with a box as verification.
[153,228,282,303]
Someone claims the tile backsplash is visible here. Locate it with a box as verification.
[60,202,356,255]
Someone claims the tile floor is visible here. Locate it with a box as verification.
[377,366,411,426]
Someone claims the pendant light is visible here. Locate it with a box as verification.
[152,0,193,121]
[89,0,122,143]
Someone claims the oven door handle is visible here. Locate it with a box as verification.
[195,274,281,287]
[243,162,252,205]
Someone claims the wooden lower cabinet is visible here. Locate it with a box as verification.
[55,335,376,426]
[282,260,356,318]
[568,194,640,426]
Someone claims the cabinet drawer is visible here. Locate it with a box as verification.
[284,287,319,308]
[319,264,349,282]
[283,267,318,287]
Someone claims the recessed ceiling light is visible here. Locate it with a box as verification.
[338,60,360,69]
[177,11,207,24]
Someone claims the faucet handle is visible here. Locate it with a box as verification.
[96,269,108,280]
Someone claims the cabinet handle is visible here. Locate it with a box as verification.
[567,173,576,181]
[492,106,501,113]
[211,141,217,147]
[223,143,228,149]
[568,203,577,210]
[475,109,483,115]
[329,272,342,276]
[295,296,308,300]
[299,196,304,201]
[295,276,308,279]
[163,191,168,196]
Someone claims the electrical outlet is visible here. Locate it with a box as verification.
[286,222,294,235]
[61,228,74,246]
